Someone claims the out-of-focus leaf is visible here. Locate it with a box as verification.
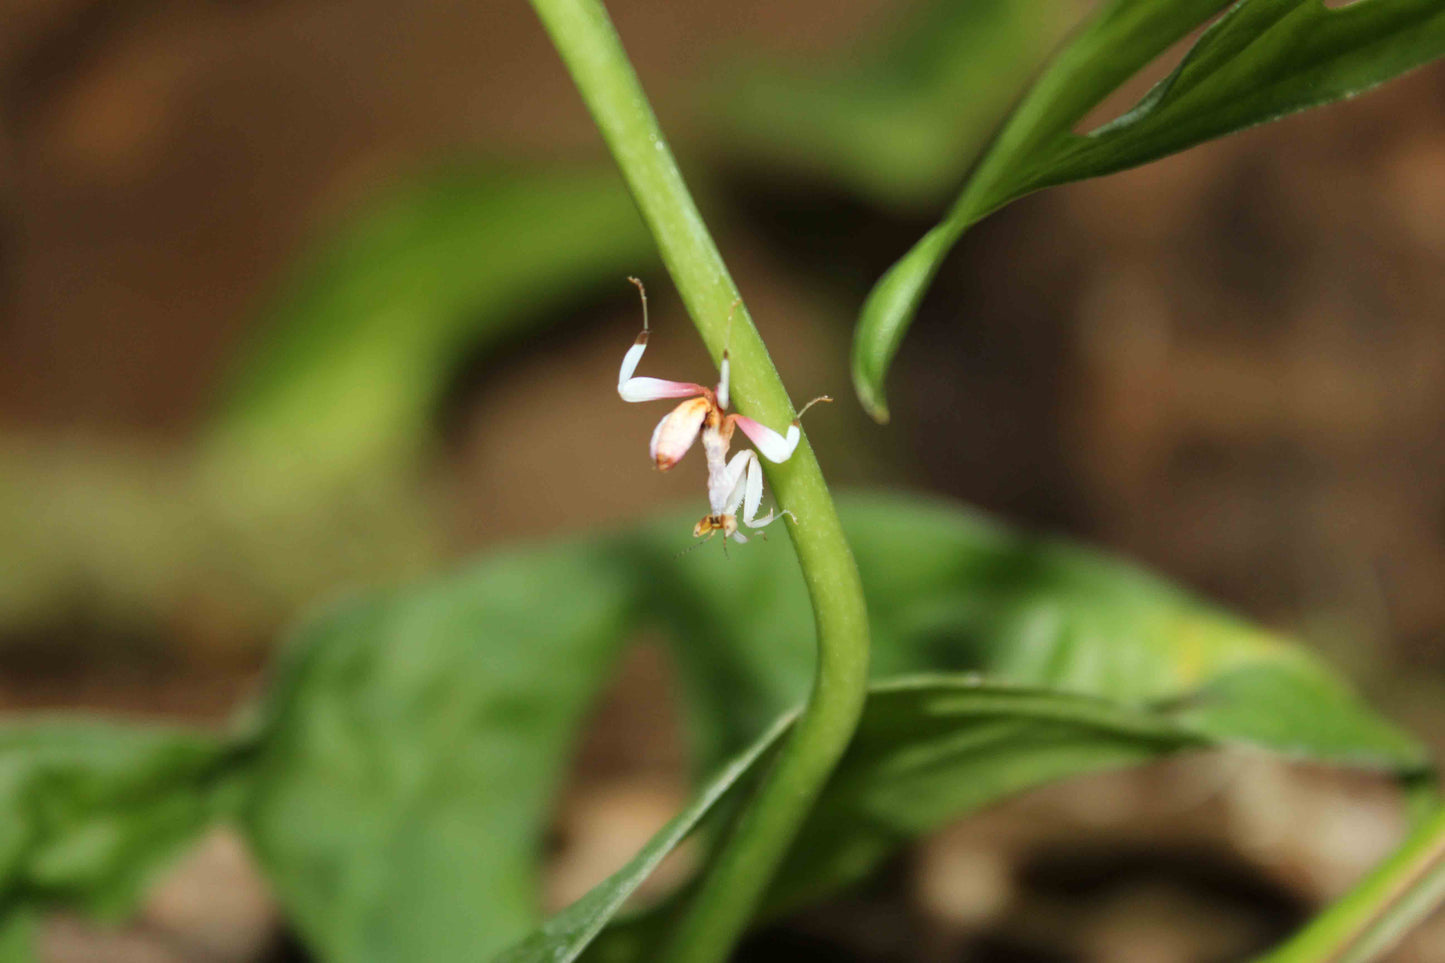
[0,166,654,646]
[762,677,1199,916]
[0,913,31,963]
[645,494,1426,775]
[854,0,1445,420]
[0,722,233,957]
[504,678,1203,963]
[0,494,1396,962]
[211,493,1422,963]
[206,165,653,489]
[0,429,437,649]
[489,493,1427,962]
[493,713,793,963]
[239,544,634,963]
[711,0,1083,209]
[501,671,1359,963]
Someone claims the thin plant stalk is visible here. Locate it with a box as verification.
[1257,803,1445,963]
[526,2,872,961]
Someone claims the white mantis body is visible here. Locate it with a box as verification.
[617,278,829,545]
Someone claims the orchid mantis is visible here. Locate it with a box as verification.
[618,278,829,545]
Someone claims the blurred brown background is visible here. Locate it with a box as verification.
[3,1,1445,960]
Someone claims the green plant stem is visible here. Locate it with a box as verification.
[527,2,872,962]
[1257,804,1445,963]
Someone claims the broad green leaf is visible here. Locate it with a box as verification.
[239,544,634,963]
[496,676,1255,963]
[762,677,1200,916]
[710,0,1083,209]
[854,0,1445,420]
[645,494,1425,774]
[490,494,1427,962]
[226,493,1424,963]
[0,721,233,958]
[205,164,653,490]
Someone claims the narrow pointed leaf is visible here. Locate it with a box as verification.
[492,713,794,963]
[855,0,1445,420]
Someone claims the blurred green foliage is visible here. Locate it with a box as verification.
[242,545,632,961]
[207,164,653,492]
[502,495,1428,962]
[0,164,652,645]
[0,722,237,959]
[0,497,1425,961]
[710,0,1082,209]
[854,0,1445,420]
[4,2,1445,959]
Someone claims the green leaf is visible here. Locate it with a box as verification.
[710,0,1083,209]
[854,0,1445,420]
[0,721,233,955]
[648,494,1425,773]
[229,494,1425,963]
[489,494,1427,962]
[205,164,653,489]
[492,713,794,963]
[239,544,635,963]
[497,674,1291,963]
[761,676,1206,919]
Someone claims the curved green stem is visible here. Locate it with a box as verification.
[527,2,871,961]
[1256,802,1445,963]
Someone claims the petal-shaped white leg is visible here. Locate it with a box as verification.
[731,415,799,463]
[741,453,784,529]
[618,334,707,403]
[651,397,711,470]
[742,450,769,524]
[716,449,780,529]
[730,395,832,461]
[618,280,708,403]
[621,372,709,403]
[711,450,752,516]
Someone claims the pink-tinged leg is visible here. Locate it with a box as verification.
[621,371,709,403]
[730,415,799,464]
[618,334,707,403]
[618,279,709,403]
[730,395,832,462]
[650,397,710,470]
